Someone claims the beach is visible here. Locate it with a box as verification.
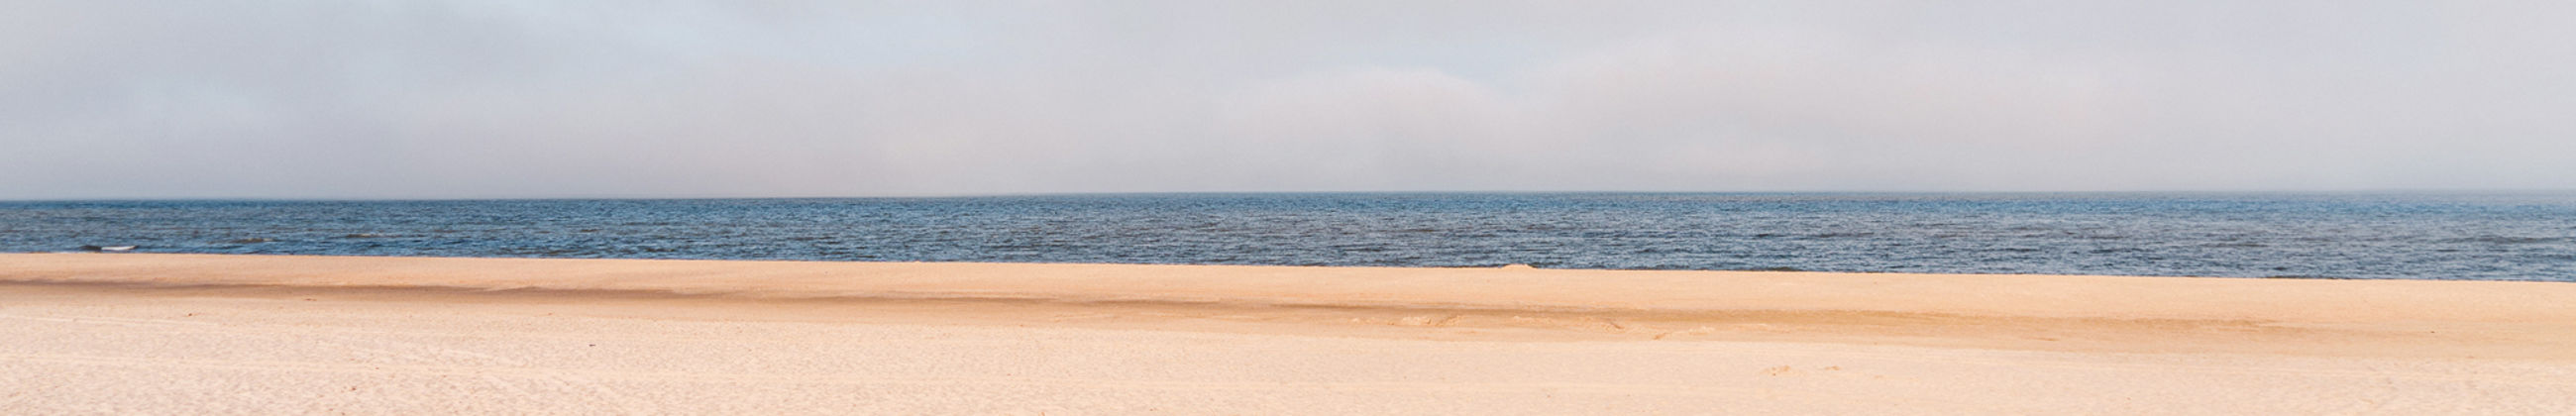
[5,253,2573,414]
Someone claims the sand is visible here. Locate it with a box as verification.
[4,254,2572,414]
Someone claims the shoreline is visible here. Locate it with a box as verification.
[8,253,2575,413]
[30,251,2534,282]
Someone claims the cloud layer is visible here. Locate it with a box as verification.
[5,1,2572,198]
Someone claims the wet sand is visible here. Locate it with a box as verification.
[5,254,2573,414]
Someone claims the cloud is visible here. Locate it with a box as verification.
[3,1,2571,199]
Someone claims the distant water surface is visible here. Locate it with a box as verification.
[2,193,2570,281]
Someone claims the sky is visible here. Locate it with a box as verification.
[4,1,2573,199]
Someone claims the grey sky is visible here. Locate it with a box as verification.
[4,1,2571,199]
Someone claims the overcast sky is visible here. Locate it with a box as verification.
[4,1,2572,199]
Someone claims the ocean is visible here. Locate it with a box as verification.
[2,193,2570,281]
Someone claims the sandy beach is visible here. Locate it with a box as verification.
[4,253,2572,414]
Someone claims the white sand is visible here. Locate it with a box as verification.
[4,254,2573,414]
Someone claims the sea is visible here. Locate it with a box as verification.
[2,193,2571,281]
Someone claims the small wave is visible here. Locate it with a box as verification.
[2262,274,2355,280]
[225,238,275,244]
[2443,236,2562,245]
[341,233,395,239]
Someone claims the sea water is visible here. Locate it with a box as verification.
[2,193,2570,281]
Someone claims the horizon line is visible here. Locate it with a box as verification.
[7,188,2575,203]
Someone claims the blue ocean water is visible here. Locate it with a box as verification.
[2,193,2571,281]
